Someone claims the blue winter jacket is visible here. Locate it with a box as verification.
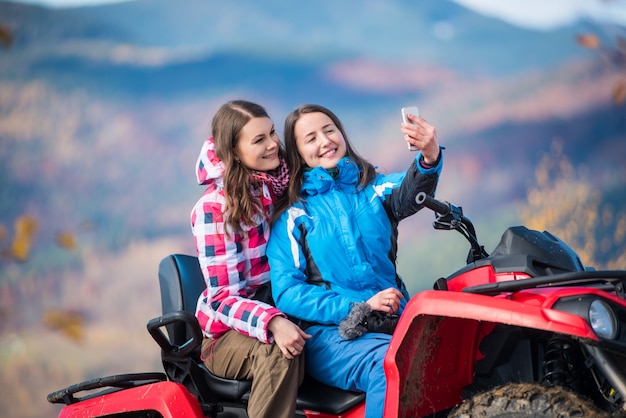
[267,153,442,326]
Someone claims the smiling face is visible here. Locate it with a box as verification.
[294,111,347,169]
[234,116,280,172]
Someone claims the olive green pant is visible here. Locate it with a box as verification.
[201,330,305,418]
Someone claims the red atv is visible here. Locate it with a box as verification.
[48,192,626,417]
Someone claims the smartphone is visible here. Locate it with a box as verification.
[401,106,420,151]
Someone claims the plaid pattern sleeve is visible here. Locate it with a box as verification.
[191,184,284,344]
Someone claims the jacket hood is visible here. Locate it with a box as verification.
[196,137,225,186]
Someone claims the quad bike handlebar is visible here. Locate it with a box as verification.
[416,192,489,262]
[415,190,451,216]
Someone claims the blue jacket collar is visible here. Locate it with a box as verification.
[302,157,361,195]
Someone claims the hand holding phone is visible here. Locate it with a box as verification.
[401,106,420,151]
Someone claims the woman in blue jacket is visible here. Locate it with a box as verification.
[267,104,443,418]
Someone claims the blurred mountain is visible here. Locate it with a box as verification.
[1,0,596,90]
[1,0,624,304]
[63,0,592,72]
[0,1,624,416]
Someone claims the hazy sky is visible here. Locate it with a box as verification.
[7,0,626,30]
[454,0,626,30]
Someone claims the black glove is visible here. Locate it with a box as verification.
[339,302,399,340]
[365,310,399,335]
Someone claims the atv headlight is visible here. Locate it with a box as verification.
[589,300,618,339]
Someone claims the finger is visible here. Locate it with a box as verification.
[280,344,294,359]
[389,288,404,298]
[385,296,399,313]
[296,327,312,340]
[416,116,431,129]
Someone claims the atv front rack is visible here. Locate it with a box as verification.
[461,270,626,297]
[47,372,166,406]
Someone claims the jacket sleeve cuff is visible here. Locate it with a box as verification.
[338,302,371,340]
[262,308,287,344]
[416,146,444,176]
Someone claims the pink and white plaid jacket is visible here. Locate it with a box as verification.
[190,137,284,343]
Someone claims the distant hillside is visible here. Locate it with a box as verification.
[0,0,133,48]
[2,0,592,77]
[60,0,589,75]
[0,0,623,257]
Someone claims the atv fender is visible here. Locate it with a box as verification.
[382,289,599,418]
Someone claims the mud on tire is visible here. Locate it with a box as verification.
[448,382,609,418]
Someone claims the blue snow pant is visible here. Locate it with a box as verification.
[304,324,391,418]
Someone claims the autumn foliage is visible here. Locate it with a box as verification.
[42,308,85,342]
[519,140,626,270]
[10,215,38,262]
[576,31,626,105]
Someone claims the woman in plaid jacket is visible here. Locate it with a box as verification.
[190,100,310,418]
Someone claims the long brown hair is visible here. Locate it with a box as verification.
[212,100,279,234]
[273,104,376,220]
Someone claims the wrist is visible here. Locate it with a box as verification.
[420,155,436,168]
[267,314,285,332]
[420,148,443,167]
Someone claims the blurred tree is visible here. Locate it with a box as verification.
[576,15,626,105]
[519,139,626,269]
[0,24,12,49]
[55,231,78,251]
[43,308,85,342]
[10,215,38,262]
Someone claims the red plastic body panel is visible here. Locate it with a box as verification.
[446,265,531,292]
[57,380,366,418]
[57,381,204,418]
[383,286,600,417]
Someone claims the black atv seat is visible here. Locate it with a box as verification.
[156,253,365,415]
